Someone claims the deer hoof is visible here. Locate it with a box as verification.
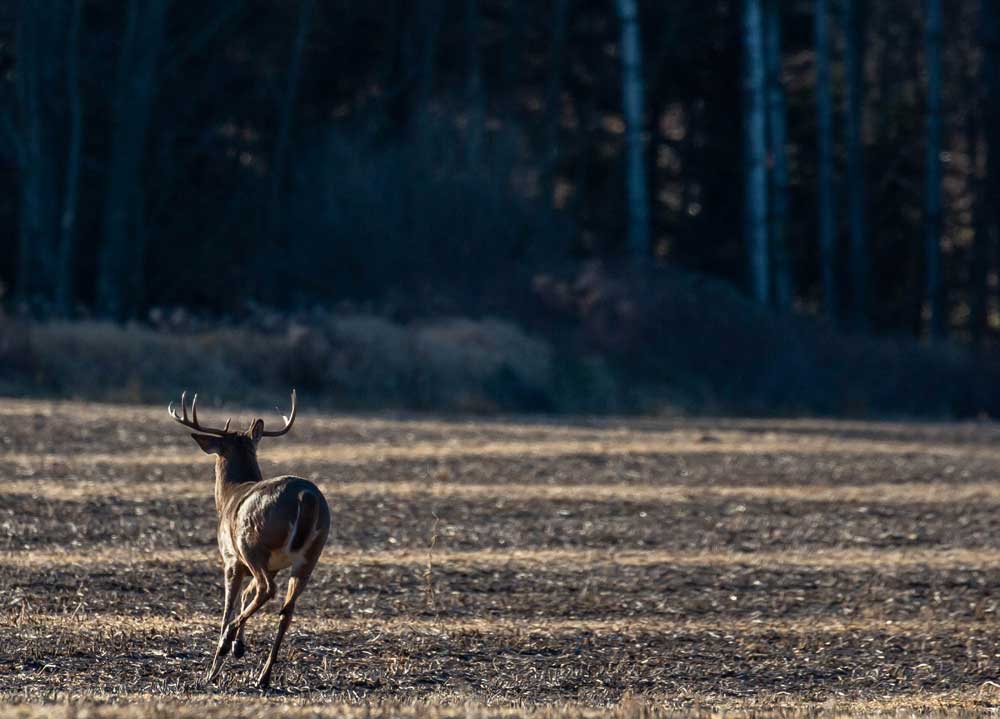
[255,672,272,690]
[231,639,246,659]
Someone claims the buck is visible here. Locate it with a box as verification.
[168,389,330,689]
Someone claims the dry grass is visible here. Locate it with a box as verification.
[9,545,1000,571]
[6,476,1000,506]
[4,402,1000,717]
[6,430,1000,466]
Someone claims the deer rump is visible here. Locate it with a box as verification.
[229,476,328,573]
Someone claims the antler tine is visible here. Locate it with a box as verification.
[261,389,297,437]
[168,390,188,422]
[167,390,236,436]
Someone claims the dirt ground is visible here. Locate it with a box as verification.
[3,399,1000,717]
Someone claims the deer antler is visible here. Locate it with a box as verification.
[261,389,297,437]
[168,391,235,436]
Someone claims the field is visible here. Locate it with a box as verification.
[4,400,1000,718]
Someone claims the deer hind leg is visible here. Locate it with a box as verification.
[231,580,257,658]
[256,567,313,689]
[205,563,246,684]
[219,562,276,657]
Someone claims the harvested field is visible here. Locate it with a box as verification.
[3,399,1000,717]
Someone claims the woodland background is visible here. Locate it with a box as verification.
[1,0,999,417]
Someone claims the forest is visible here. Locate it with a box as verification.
[1,0,1000,415]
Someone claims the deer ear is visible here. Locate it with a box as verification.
[191,433,223,455]
[250,418,264,443]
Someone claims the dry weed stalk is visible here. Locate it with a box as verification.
[424,512,441,615]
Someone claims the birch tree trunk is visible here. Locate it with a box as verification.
[924,0,944,339]
[97,0,170,319]
[765,0,790,310]
[615,0,650,264]
[844,0,868,330]
[744,0,769,303]
[815,0,837,320]
[269,0,316,239]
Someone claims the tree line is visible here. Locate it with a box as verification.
[0,0,998,345]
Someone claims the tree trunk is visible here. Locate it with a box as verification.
[765,0,790,310]
[973,0,1000,346]
[543,0,571,204]
[969,89,988,346]
[97,0,170,319]
[615,0,651,264]
[501,0,524,117]
[465,0,483,168]
[815,0,837,320]
[56,0,83,316]
[744,0,769,303]
[414,0,443,142]
[269,0,316,241]
[14,0,66,307]
[875,5,893,151]
[843,0,868,330]
[924,0,944,339]
[14,2,37,305]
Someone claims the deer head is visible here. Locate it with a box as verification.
[168,389,297,457]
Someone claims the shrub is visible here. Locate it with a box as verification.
[4,263,1000,418]
[531,262,1000,417]
[0,313,556,413]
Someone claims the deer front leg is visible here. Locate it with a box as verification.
[205,563,246,684]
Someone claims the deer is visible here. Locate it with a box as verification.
[168,389,330,689]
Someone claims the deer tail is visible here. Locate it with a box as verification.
[290,491,318,552]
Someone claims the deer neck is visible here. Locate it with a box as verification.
[214,452,264,514]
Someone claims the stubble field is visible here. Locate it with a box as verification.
[3,399,1000,718]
